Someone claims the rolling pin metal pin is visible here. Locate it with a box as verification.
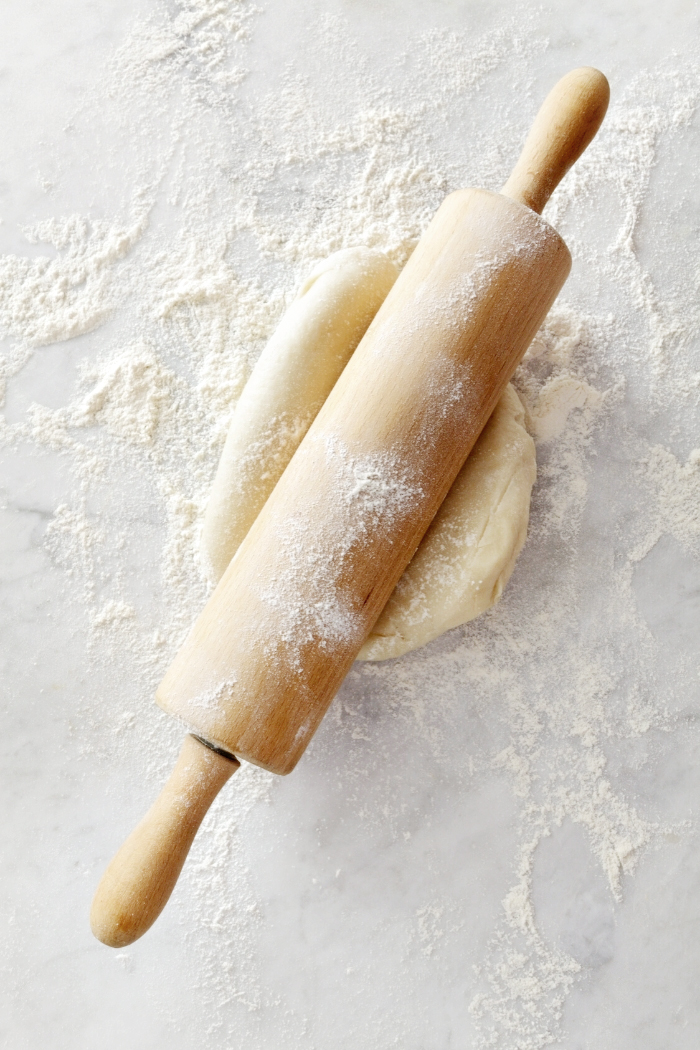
[91,67,610,947]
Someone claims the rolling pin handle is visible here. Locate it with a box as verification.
[90,734,239,948]
[501,66,610,214]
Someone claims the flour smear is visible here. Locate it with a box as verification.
[2,2,700,1049]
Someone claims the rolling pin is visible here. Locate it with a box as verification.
[91,67,609,948]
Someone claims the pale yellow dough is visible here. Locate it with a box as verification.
[202,247,399,581]
[203,249,536,660]
[357,383,535,660]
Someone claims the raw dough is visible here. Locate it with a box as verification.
[203,250,536,661]
[358,383,536,660]
[201,247,399,581]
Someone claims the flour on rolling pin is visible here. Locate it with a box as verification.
[257,438,424,647]
[201,247,536,662]
[90,67,610,949]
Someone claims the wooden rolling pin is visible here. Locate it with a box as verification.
[91,67,609,948]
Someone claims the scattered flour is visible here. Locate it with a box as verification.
[0,208,150,380]
[528,374,604,444]
[71,342,179,444]
[631,444,700,562]
[2,2,699,1049]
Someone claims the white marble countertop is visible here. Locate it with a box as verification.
[2,2,700,1048]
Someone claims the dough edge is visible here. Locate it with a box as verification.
[357,383,536,661]
[201,246,400,582]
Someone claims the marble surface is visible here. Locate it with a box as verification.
[2,2,700,1049]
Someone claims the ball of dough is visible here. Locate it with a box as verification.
[201,247,399,581]
[357,383,536,661]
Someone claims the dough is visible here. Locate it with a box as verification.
[358,384,535,660]
[202,247,399,581]
[202,249,536,662]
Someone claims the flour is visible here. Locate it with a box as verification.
[324,434,424,519]
[93,600,136,627]
[71,342,179,444]
[2,2,700,1048]
[631,444,700,561]
[43,502,103,589]
[528,374,605,444]
[0,209,149,384]
[255,436,424,664]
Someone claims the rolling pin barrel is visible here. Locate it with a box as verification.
[91,66,610,948]
[157,188,571,774]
